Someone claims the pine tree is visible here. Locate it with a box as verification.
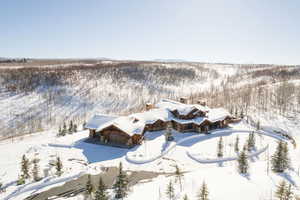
[217,137,223,158]
[83,121,87,130]
[282,142,291,171]
[183,194,189,200]
[234,136,239,153]
[32,158,41,182]
[73,124,78,133]
[285,183,294,200]
[58,126,62,136]
[237,150,249,174]
[17,175,25,185]
[21,154,30,179]
[55,156,63,176]
[271,141,289,173]
[113,162,129,199]
[197,181,209,200]
[68,120,73,134]
[175,165,184,191]
[240,109,244,119]
[62,122,67,136]
[166,180,175,200]
[247,133,255,152]
[95,177,109,200]
[256,121,260,130]
[275,180,286,200]
[85,174,94,199]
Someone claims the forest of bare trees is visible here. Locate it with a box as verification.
[0,61,299,138]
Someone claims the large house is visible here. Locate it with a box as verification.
[85,99,236,148]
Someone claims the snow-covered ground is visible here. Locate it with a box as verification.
[1,119,300,200]
[1,61,300,199]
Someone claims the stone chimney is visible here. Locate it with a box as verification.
[179,97,188,104]
[146,103,152,111]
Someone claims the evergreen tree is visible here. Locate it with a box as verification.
[166,180,175,200]
[32,158,41,182]
[62,122,67,136]
[247,133,255,152]
[55,156,63,176]
[285,183,294,200]
[282,142,291,171]
[242,143,247,152]
[17,175,25,185]
[83,121,87,130]
[240,109,244,119]
[271,141,290,173]
[73,124,78,133]
[85,174,94,199]
[68,120,73,134]
[113,162,129,199]
[175,165,184,191]
[183,194,189,200]
[58,126,62,136]
[234,136,239,153]
[21,154,30,179]
[229,107,233,115]
[197,181,209,200]
[256,121,260,130]
[237,150,249,174]
[275,180,286,200]
[95,177,109,200]
[217,137,223,158]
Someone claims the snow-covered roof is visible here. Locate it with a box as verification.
[171,117,207,125]
[85,114,118,130]
[111,116,145,136]
[156,99,209,115]
[86,100,231,136]
[207,108,230,123]
[130,108,171,124]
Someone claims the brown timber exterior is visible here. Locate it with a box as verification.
[89,124,142,147]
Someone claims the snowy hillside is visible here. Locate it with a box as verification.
[1,60,300,200]
[1,60,299,140]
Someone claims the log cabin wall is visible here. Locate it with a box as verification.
[145,120,167,132]
[99,125,131,145]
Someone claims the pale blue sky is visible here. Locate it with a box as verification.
[1,0,299,64]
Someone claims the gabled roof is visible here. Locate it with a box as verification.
[207,108,230,123]
[86,99,232,136]
[85,114,118,130]
[156,99,209,116]
[110,116,145,136]
[130,108,171,124]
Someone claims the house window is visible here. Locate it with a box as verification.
[187,123,193,130]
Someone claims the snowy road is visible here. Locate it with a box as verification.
[126,129,288,164]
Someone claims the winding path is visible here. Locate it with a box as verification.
[187,145,269,164]
[126,129,288,164]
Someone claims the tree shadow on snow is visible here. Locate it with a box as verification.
[240,173,251,180]
[278,172,297,187]
[161,141,171,152]
[73,139,128,163]
[217,161,224,167]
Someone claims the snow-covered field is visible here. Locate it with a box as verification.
[1,119,300,200]
[1,61,300,199]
